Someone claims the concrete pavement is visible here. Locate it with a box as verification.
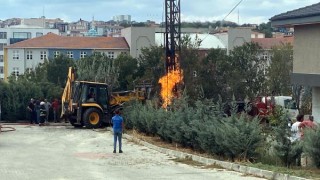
[0,125,265,180]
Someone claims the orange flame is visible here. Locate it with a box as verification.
[159,67,183,108]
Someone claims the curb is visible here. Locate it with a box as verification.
[122,133,309,180]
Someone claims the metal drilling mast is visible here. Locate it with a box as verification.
[165,0,181,72]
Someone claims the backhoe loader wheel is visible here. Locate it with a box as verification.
[69,118,84,128]
[83,108,102,129]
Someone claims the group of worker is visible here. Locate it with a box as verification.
[27,98,60,126]
[291,114,317,142]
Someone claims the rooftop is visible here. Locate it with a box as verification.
[6,33,129,50]
[252,37,294,49]
[270,3,320,27]
[155,33,226,49]
[270,3,320,21]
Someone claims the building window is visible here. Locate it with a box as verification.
[108,51,114,59]
[25,68,32,73]
[36,32,43,37]
[0,55,3,62]
[12,67,19,76]
[54,51,60,58]
[0,32,7,39]
[13,50,19,60]
[67,51,73,59]
[0,66,3,74]
[80,51,87,59]
[40,51,47,60]
[0,43,7,51]
[26,51,33,60]
[13,32,31,39]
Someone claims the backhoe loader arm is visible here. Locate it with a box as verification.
[61,67,76,117]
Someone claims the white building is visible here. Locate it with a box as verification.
[21,17,64,29]
[0,25,59,80]
[113,15,131,23]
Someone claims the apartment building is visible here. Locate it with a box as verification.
[271,2,320,121]
[21,17,64,29]
[113,15,131,23]
[3,33,129,80]
[0,25,59,80]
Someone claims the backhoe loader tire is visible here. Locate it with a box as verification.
[69,118,83,128]
[83,108,102,129]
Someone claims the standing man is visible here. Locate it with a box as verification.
[44,99,51,123]
[299,115,316,138]
[111,109,124,153]
[51,99,60,123]
[290,114,304,142]
[27,98,36,124]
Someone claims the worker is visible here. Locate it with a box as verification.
[299,115,316,138]
[111,109,124,153]
[39,101,47,126]
[290,114,304,142]
[27,98,36,124]
[87,88,95,102]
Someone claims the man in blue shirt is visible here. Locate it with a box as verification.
[111,109,124,153]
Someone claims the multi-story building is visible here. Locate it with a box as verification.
[0,25,59,80]
[68,19,90,37]
[3,33,129,80]
[113,15,131,23]
[21,17,64,29]
[271,2,320,121]
[99,25,124,37]
[252,36,294,74]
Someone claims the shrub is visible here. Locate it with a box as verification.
[123,96,265,162]
[272,107,303,167]
[303,128,320,168]
[215,114,263,161]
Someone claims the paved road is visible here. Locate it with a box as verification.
[0,125,265,180]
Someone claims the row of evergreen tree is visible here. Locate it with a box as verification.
[123,97,320,169]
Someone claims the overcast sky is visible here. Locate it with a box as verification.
[0,0,319,24]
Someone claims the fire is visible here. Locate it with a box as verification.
[158,68,183,108]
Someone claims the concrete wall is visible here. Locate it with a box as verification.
[228,28,252,53]
[213,32,228,51]
[293,24,320,74]
[312,87,320,123]
[121,27,155,58]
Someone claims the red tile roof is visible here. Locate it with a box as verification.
[7,33,129,50]
[252,37,294,49]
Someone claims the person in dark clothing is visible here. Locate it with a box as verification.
[27,98,36,124]
[35,99,41,124]
[111,109,124,153]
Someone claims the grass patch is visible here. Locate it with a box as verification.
[172,157,204,167]
[244,162,320,179]
[126,128,320,179]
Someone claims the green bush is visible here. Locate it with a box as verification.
[272,107,303,167]
[123,96,264,162]
[303,128,320,168]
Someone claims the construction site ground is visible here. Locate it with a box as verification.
[0,124,265,180]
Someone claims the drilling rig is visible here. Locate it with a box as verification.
[165,0,181,72]
[159,0,183,108]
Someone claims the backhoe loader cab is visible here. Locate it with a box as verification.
[66,81,114,128]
